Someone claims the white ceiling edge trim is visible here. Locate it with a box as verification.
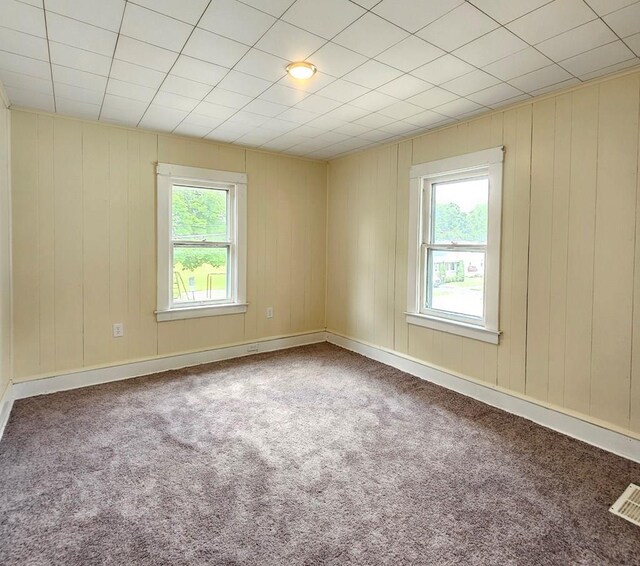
[0,79,9,110]
[328,62,640,163]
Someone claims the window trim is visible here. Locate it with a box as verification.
[406,147,504,344]
[156,163,247,322]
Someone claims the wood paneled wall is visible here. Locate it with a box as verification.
[0,97,10,399]
[327,70,640,437]
[11,110,326,381]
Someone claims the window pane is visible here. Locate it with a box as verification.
[427,249,485,318]
[432,177,488,245]
[173,246,229,304]
[172,186,228,242]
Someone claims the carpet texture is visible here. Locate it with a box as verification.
[1,343,639,565]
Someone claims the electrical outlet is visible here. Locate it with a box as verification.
[266,307,273,319]
[112,323,124,338]
[247,343,259,353]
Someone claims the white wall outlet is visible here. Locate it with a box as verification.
[112,323,124,338]
[247,343,259,353]
[266,307,273,319]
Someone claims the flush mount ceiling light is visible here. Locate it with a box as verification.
[286,61,317,80]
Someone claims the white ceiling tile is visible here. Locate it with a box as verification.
[120,4,192,52]
[55,82,104,104]
[100,94,148,123]
[507,0,596,44]
[260,84,309,105]
[139,104,189,131]
[115,36,178,72]
[261,135,301,151]
[47,12,117,56]
[377,120,418,135]
[295,94,342,113]
[46,0,125,32]
[585,0,638,16]
[454,28,528,67]
[172,55,229,86]
[243,98,289,116]
[326,104,369,121]
[110,59,166,88]
[418,3,499,52]
[378,100,423,120]
[411,54,474,85]
[467,0,551,24]
[306,114,348,130]
[604,3,640,38]
[373,0,464,33]
[184,111,231,129]
[199,0,276,45]
[483,47,552,81]
[403,109,448,128]
[508,64,573,92]
[441,70,500,96]
[50,42,112,76]
[626,32,640,56]
[236,128,281,146]
[353,112,396,128]
[55,97,101,120]
[227,110,270,127]
[536,20,617,62]
[527,77,580,96]
[193,101,238,120]
[0,28,49,61]
[433,98,483,118]
[344,59,402,89]
[260,117,298,133]
[375,36,445,73]
[254,20,325,61]
[0,0,46,37]
[290,124,325,137]
[0,69,52,95]
[53,65,107,91]
[239,0,296,17]
[205,87,253,108]
[332,122,370,136]
[235,49,289,81]
[153,91,200,112]
[316,79,369,102]
[333,13,409,58]
[277,106,317,123]
[182,28,249,68]
[351,90,398,111]
[561,41,635,76]
[107,78,156,103]
[5,86,54,111]
[217,70,272,96]
[578,57,640,80]
[467,82,524,106]
[161,75,211,100]
[282,0,365,39]
[407,87,458,109]
[16,0,43,6]
[278,71,336,93]
[486,93,531,109]
[206,125,246,143]
[0,51,50,79]
[307,42,366,79]
[377,74,432,98]
[130,0,209,24]
[173,122,211,137]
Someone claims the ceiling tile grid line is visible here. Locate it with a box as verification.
[1,0,639,158]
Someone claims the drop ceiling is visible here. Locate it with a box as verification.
[1,0,639,160]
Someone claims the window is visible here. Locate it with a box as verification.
[156,163,247,321]
[406,147,503,344]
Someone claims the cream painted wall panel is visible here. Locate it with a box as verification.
[563,85,599,416]
[547,93,572,407]
[0,95,10,396]
[632,117,640,433]
[526,98,556,402]
[590,75,639,428]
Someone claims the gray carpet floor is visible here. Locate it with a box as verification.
[1,343,639,565]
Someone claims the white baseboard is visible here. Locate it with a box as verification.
[327,332,640,464]
[0,380,14,441]
[11,331,327,401]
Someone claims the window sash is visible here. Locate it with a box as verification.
[419,169,490,326]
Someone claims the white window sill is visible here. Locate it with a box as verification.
[156,303,248,322]
[405,312,501,344]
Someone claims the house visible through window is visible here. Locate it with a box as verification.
[156,164,247,321]
[407,148,503,344]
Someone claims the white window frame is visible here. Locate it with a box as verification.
[156,163,247,322]
[406,147,504,344]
